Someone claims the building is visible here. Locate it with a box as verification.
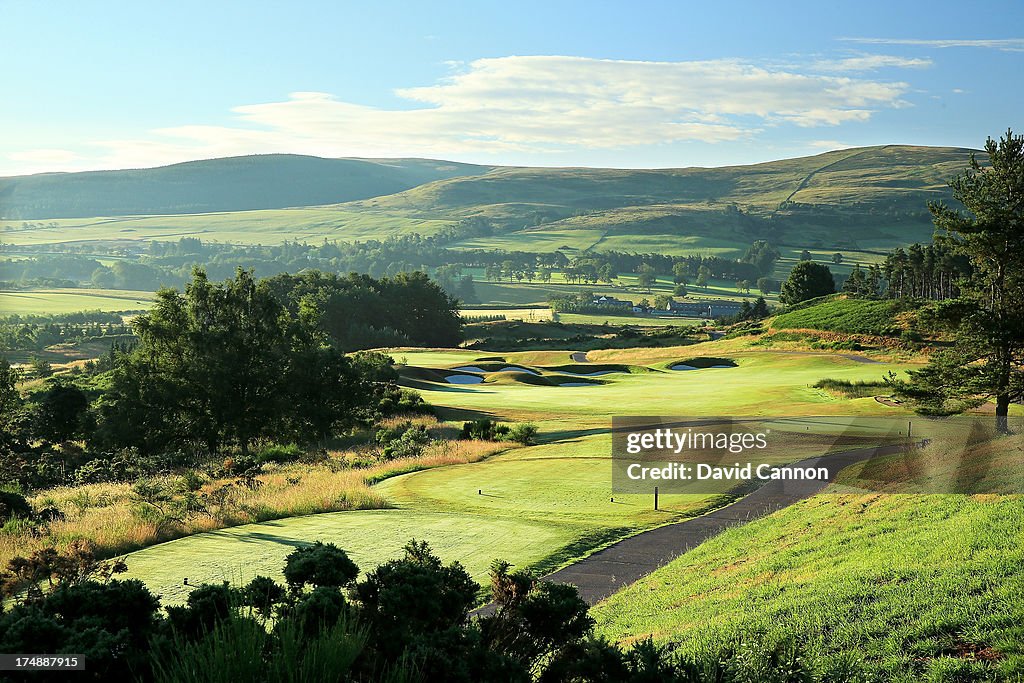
[664,299,745,318]
[591,295,633,309]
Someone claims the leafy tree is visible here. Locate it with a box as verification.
[889,130,1024,431]
[636,264,656,293]
[741,240,781,276]
[696,265,711,289]
[284,542,359,592]
[673,283,688,297]
[96,269,384,455]
[799,249,812,261]
[831,252,844,264]
[779,261,835,305]
[0,359,20,423]
[35,381,90,442]
[750,297,770,319]
[672,262,689,285]
[653,295,672,310]
[757,277,776,295]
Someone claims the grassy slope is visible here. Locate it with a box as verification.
[0,288,155,315]
[358,145,972,253]
[592,491,1023,681]
[0,155,489,219]
[771,296,914,336]
[3,146,973,257]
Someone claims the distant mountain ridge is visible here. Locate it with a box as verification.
[0,146,976,254]
[0,155,490,219]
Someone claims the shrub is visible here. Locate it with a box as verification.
[283,542,359,592]
[0,491,30,523]
[375,423,431,460]
[503,423,538,446]
[255,443,303,465]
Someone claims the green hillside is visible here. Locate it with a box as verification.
[771,295,918,336]
[593,490,1024,680]
[352,145,975,253]
[0,154,489,219]
[1,146,974,257]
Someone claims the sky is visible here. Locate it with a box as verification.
[2,0,1022,175]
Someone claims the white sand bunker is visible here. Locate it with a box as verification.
[494,366,540,375]
[709,365,734,369]
[671,364,698,371]
[445,374,484,384]
[452,366,487,373]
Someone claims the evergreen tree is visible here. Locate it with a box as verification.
[889,130,1024,432]
[779,261,835,305]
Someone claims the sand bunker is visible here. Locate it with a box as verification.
[671,364,698,371]
[561,370,617,376]
[451,366,487,373]
[493,366,540,375]
[445,374,484,384]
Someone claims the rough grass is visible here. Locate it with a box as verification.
[814,377,889,398]
[5,436,506,574]
[592,491,1024,681]
[771,296,913,336]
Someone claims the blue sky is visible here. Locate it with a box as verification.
[2,0,1021,175]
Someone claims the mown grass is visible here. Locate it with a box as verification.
[592,490,1024,681]
[0,288,154,315]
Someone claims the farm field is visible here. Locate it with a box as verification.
[460,306,554,321]
[0,207,455,247]
[0,288,154,315]
[558,312,701,327]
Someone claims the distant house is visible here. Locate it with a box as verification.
[664,299,744,318]
[591,295,633,309]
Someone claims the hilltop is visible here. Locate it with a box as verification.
[0,145,975,256]
[0,155,489,219]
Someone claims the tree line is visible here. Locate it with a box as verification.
[0,268,461,490]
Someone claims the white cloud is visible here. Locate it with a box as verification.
[812,54,932,72]
[808,140,858,151]
[841,37,1024,52]
[5,56,914,173]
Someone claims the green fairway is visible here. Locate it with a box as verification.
[118,345,919,620]
[395,346,907,431]
[0,288,154,315]
[119,509,573,605]
[592,492,1024,680]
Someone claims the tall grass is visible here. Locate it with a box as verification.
[3,435,508,572]
[813,378,888,398]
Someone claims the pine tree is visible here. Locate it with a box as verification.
[889,130,1024,432]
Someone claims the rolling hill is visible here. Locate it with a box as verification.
[352,145,974,253]
[0,145,975,255]
[0,155,489,219]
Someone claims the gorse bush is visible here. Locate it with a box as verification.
[461,419,538,445]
